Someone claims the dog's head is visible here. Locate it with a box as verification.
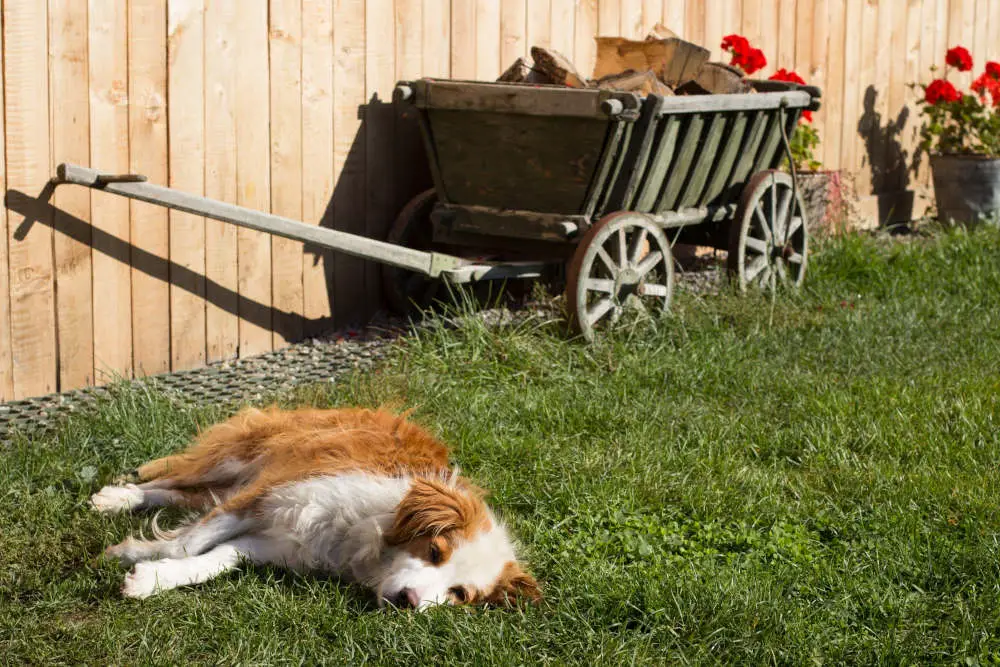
[375,478,540,610]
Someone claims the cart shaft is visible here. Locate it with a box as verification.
[53,163,465,278]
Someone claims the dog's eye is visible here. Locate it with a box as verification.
[449,586,468,603]
[429,542,442,564]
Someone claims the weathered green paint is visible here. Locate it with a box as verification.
[725,111,769,194]
[633,116,681,213]
[702,112,749,205]
[678,113,728,209]
[656,113,705,213]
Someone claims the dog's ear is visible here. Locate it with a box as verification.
[486,561,542,607]
[385,478,489,545]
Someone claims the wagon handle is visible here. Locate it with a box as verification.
[778,100,799,244]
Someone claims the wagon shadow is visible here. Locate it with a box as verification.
[857,85,915,224]
[4,95,432,344]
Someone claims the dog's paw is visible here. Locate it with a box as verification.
[122,561,166,599]
[90,484,144,513]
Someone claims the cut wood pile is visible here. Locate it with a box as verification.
[497,23,752,96]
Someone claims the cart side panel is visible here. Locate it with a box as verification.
[632,116,682,212]
[655,114,706,213]
[677,113,729,208]
[427,109,608,213]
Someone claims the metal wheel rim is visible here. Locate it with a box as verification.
[729,171,809,293]
[567,212,674,341]
[382,189,442,315]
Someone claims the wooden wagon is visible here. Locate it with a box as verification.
[54,77,820,341]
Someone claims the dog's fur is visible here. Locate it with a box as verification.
[91,407,539,608]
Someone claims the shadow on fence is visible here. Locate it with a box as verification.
[857,85,915,223]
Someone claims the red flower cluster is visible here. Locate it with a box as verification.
[721,33,767,76]
[972,60,1000,106]
[924,78,962,105]
[946,46,974,72]
[768,68,813,122]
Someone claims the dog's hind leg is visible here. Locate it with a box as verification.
[120,534,294,598]
[89,483,222,514]
[105,511,254,566]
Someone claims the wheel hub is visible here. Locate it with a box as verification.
[613,267,641,302]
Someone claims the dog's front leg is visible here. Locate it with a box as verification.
[121,535,293,598]
[106,512,252,566]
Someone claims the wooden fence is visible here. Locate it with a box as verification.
[1,0,997,400]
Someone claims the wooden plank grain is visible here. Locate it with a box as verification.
[684,0,705,47]
[620,0,643,38]
[5,0,57,397]
[527,0,552,51]
[839,0,863,182]
[574,0,597,76]
[501,0,528,68]
[301,0,335,332]
[204,0,240,362]
[167,0,207,370]
[0,7,10,398]
[598,0,620,37]
[550,0,575,61]
[823,0,846,169]
[235,0,273,355]
[88,0,132,383]
[330,0,365,327]
[128,0,170,377]
[269,0,304,347]
[451,0,477,79]
[423,0,451,77]
[477,0,502,79]
[662,0,685,37]
[364,0,394,324]
[49,0,95,390]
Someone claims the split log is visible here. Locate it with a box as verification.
[676,62,751,95]
[646,22,679,41]
[593,36,709,87]
[497,57,532,83]
[530,47,589,88]
[594,69,674,96]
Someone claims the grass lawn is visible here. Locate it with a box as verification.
[2,226,1000,664]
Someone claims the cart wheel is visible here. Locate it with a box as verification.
[728,170,808,292]
[382,189,444,315]
[566,212,674,341]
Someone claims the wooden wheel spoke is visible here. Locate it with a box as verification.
[634,250,664,278]
[616,227,628,268]
[754,202,772,241]
[628,227,649,264]
[585,278,615,294]
[745,255,768,282]
[639,282,669,297]
[744,236,768,254]
[774,258,788,283]
[786,215,803,239]
[775,188,792,241]
[757,265,772,287]
[787,251,804,265]
[596,246,618,276]
[587,297,615,325]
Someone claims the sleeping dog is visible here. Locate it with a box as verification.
[91,407,539,609]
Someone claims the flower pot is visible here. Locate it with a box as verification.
[930,154,1000,226]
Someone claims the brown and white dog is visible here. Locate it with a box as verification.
[90,407,539,609]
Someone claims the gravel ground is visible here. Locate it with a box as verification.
[0,263,724,440]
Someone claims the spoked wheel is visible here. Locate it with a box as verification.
[382,189,445,315]
[566,212,674,341]
[728,170,809,292]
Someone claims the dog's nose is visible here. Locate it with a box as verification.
[389,588,420,609]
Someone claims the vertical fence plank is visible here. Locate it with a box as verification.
[989,0,1000,62]
[776,0,796,69]
[823,0,846,169]
[575,0,598,78]
[898,0,923,192]
[364,0,394,324]
[809,0,830,171]
[88,0,132,383]
[641,0,662,35]
[452,0,477,78]
[620,0,642,37]
[269,0,304,346]
[128,0,170,377]
[50,0,94,389]
[423,0,451,77]
[948,0,974,88]
[167,0,206,370]
[598,0,620,36]
[396,0,426,220]
[527,0,552,49]
[550,0,575,58]
[204,0,239,362]
[477,0,502,77]
[301,0,334,331]
[972,0,989,75]
[839,0,863,182]
[5,0,57,398]
[234,0,273,354]
[502,0,528,68]
[684,0,705,46]
[331,0,365,327]
[759,0,778,71]
[662,0,684,36]
[0,4,10,399]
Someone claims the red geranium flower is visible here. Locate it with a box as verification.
[721,34,750,54]
[972,72,1000,107]
[800,110,814,123]
[946,45,973,72]
[925,78,962,105]
[986,61,1000,80]
[769,68,807,86]
[740,48,767,76]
